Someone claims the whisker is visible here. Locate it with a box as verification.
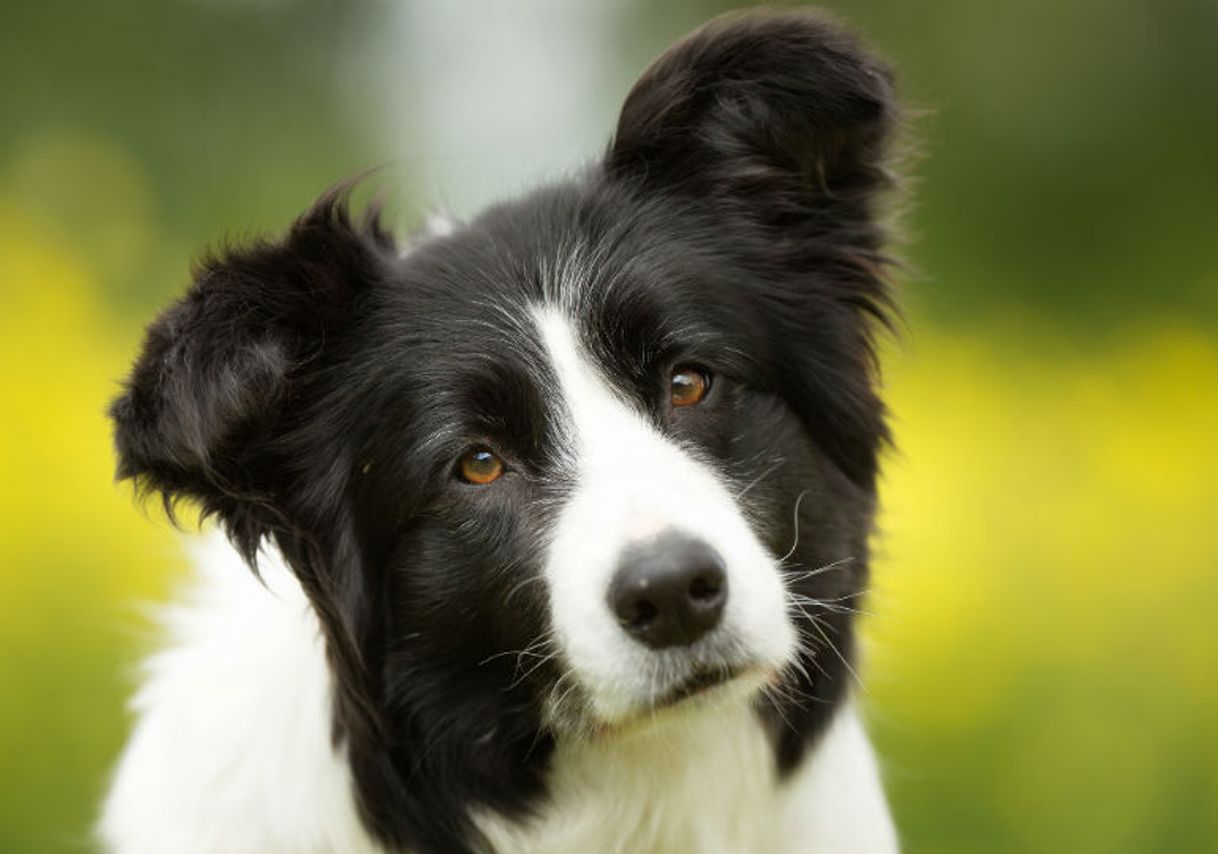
[782,556,856,581]
[507,651,560,690]
[549,671,582,718]
[768,674,825,709]
[788,594,873,618]
[760,682,800,733]
[786,649,815,686]
[777,490,811,563]
[503,573,545,608]
[478,633,551,668]
[788,624,832,679]
[734,459,784,502]
[807,616,864,690]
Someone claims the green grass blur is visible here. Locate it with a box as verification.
[1,1,1215,852]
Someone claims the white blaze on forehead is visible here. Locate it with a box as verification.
[531,306,689,537]
[531,305,795,722]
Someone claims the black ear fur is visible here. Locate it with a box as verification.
[607,9,902,489]
[110,186,394,557]
[607,8,896,213]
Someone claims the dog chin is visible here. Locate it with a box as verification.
[553,658,779,741]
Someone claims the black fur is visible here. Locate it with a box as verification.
[112,9,899,853]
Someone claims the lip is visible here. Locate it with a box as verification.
[578,663,772,741]
[658,666,740,708]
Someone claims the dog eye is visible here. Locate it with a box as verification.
[670,365,711,407]
[457,448,505,485]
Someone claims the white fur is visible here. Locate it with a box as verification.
[98,533,382,854]
[778,702,901,853]
[477,700,897,854]
[532,306,797,723]
[100,534,895,853]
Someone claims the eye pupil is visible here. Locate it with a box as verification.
[670,366,710,407]
[458,448,505,484]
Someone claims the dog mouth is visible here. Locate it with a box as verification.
[655,666,740,708]
[546,656,780,741]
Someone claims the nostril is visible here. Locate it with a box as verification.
[626,598,659,629]
[687,572,723,603]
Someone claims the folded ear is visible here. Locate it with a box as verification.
[110,187,394,557]
[606,9,896,220]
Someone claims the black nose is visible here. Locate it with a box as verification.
[608,534,727,649]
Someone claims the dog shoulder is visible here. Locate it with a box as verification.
[97,533,382,854]
[778,701,899,853]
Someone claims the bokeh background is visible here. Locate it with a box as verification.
[2,0,1215,851]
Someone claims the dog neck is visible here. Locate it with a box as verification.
[473,700,781,854]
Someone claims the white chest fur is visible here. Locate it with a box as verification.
[477,698,897,854]
[99,535,896,854]
[98,535,382,854]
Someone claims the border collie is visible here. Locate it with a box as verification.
[100,9,903,853]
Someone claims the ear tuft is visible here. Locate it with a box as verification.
[607,9,897,203]
[110,181,395,548]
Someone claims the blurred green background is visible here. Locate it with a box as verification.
[1,0,1214,852]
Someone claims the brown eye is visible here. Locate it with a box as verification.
[670,365,711,407]
[457,448,505,485]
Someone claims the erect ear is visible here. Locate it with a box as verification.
[110,186,394,558]
[606,9,896,221]
[607,10,902,490]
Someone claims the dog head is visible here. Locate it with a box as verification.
[112,10,898,852]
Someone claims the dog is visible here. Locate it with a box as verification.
[100,9,903,853]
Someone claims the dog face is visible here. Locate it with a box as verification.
[111,10,897,852]
[351,197,816,736]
